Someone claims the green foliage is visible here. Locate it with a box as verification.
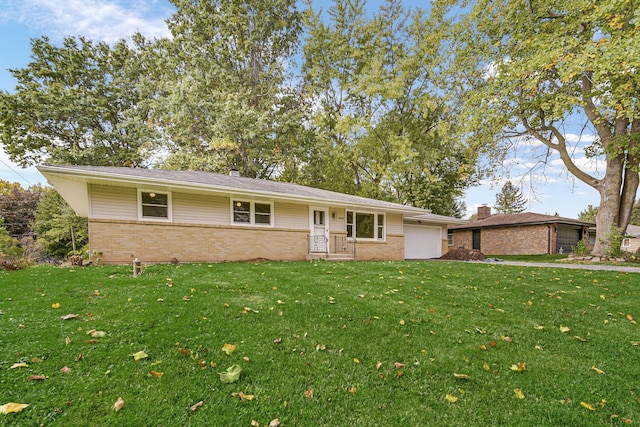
[494,180,527,214]
[0,181,43,237]
[440,0,640,254]
[33,188,88,258]
[0,35,160,167]
[0,220,27,270]
[571,239,590,257]
[156,0,307,179]
[578,204,598,223]
[301,0,477,215]
[630,200,640,226]
[1,261,639,425]
[607,226,624,258]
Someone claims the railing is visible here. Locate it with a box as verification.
[333,236,356,259]
[308,235,328,257]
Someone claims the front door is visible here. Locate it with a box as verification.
[472,229,481,251]
[309,207,329,253]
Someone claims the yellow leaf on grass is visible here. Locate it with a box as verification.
[445,394,458,403]
[132,351,148,361]
[0,402,29,414]
[148,370,163,378]
[510,362,526,372]
[559,325,570,333]
[65,336,71,345]
[239,391,255,402]
[591,366,605,375]
[581,401,596,411]
[514,388,525,399]
[353,358,360,364]
[399,319,406,325]
[453,373,470,379]
[51,303,60,309]
[222,344,236,355]
[111,397,125,412]
[10,363,28,369]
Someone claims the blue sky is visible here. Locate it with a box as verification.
[0,0,602,219]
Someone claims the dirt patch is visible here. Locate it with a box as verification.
[439,248,486,261]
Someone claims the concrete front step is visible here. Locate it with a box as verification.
[306,253,355,261]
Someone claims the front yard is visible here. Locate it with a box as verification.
[1,261,639,426]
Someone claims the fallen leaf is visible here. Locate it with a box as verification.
[251,420,260,427]
[580,401,596,411]
[178,348,191,356]
[148,370,163,378]
[453,373,470,379]
[51,303,60,309]
[65,336,71,345]
[182,296,190,301]
[111,397,125,412]
[60,314,78,320]
[376,361,383,370]
[514,388,525,399]
[239,391,255,401]
[10,363,28,369]
[132,351,148,361]
[85,339,100,344]
[501,336,512,343]
[591,366,605,375]
[222,343,236,355]
[31,357,43,363]
[304,387,313,398]
[348,386,357,394]
[445,394,458,403]
[510,362,526,372]
[489,341,497,347]
[575,336,587,342]
[559,325,570,333]
[479,344,487,351]
[269,419,281,427]
[483,362,490,371]
[394,362,405,368]
[353,358,360,364]
[273,338,282,344]
[88,330,106,338]
[219,365,242,383]
[190,401,203,412]
[243,356,250,362]
[399,319,406,325]
[0,402,29,414]
[27,375,46,381]
[60,366,71,373]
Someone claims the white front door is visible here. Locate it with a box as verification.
[309,207,329,253]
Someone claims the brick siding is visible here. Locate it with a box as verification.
[451,224,555,255]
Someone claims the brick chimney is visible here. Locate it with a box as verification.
[477,205,491,220]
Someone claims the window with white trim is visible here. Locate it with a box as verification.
[231,200,273,226]
[139,190,171,220]
[346,210,385,240]
[447,231,454,246]
[622,238,631,248]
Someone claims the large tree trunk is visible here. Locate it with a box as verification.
[591,157,624,256]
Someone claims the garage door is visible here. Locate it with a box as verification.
[404,225,442,259]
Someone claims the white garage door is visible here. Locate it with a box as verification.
[404,225,442,259]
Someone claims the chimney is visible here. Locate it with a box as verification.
[229,168,240,177]
[477,205,491,220]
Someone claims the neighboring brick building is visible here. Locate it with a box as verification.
[448,206,593,255]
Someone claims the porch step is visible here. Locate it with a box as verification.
[306,253,355,261]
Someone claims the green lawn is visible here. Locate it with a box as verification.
[1,261,639,426]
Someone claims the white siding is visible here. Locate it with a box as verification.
[89,185,137,220]
[173,193,229,225]
[387,213,403,234]
[274,202,308,229]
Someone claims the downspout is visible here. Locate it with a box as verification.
[547,225,551,255]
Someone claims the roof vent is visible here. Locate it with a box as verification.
[229,168,240,177]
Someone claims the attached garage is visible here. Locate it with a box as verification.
[404,224,442,259]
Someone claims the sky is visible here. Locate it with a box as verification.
[0,0,602,219]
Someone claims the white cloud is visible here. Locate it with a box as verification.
[1,0,173,43]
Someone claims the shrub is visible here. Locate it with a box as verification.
[571,239,590,257]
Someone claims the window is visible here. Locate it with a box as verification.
[232,200,273,226]
[447,231,454,246]
[346,210,385,240]
[622,238,631,248]
[139,190,171,220]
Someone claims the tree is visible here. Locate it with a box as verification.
[494,181,527,214]
[630,200,640,226]
[33,188,88,258]
[439,0,640,255]
[0,35,160,167]
[578,204,598,223]
[301,0,477,215]
[154,0,308,179]
[0,181,43,237]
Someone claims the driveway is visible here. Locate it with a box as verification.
[479,260,640,274]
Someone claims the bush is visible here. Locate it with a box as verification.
[571,239,590,257]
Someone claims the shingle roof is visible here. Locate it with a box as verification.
[449,212,593,230]
[38,165,436,215]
